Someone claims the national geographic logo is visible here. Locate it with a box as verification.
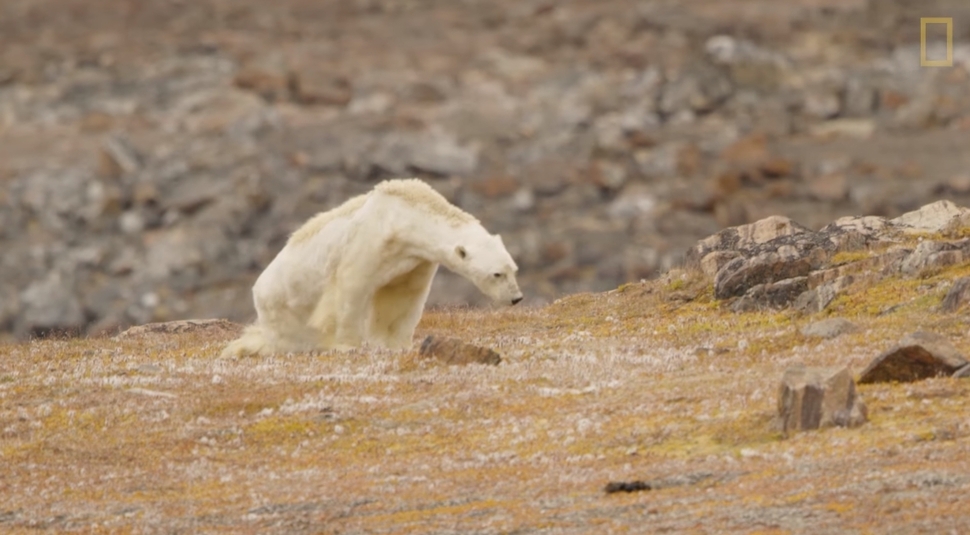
[920,17,954,67]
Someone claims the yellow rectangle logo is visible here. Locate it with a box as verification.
[921,17,953,67]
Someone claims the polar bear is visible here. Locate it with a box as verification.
[221,178,523,357]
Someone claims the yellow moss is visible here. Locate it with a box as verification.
[830,250,873,265]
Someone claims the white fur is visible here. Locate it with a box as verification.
[221,178,523,357]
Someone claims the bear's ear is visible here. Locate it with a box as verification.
[455,245,467,259]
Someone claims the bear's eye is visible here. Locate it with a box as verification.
[493,273,503,278]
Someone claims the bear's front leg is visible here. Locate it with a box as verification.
[330,281,373,350]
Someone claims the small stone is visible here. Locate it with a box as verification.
[800,318,859,339]
[419,336,501,366]
[777,365,868,436]
[859,331,969,384]
[941,277,970,313]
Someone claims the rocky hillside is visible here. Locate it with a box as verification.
[3,0,970,339]
[5,201,970,532]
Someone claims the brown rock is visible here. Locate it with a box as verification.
[808,172,848,202]
[859,331,969,384]
[471,175,521,198]
[777,365,868,436]
[291,70,353,107]
[940,277,970,313]
[114,319,244,341]
[233,63,291,102]
[719,132,769,170]
[419,336,502,366]
[760,156,795,178]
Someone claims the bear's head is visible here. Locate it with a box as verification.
[453,233,523,305]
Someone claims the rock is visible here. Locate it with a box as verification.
[714,251,813,300]
[800,318,858,339]
[658,61,733,116]
[470,175,521,199]
[891,200,970,234]
[954,364,970,379]
[233,55,291,102]
[897,239,970,276]
[808,119,876,140]
[98,134,142,179]
[19,270,85,338]
[777,365,868,436]
[372,130,479,177]
[793,275,855,314]
[803,91,841,120]
[731,276,808,312]
[698,250,741,279]
[418,336,502,366]
[685,215,813,271]
[940,277,970,312]
[114,319,244,340]
[859,331,969,384]
[808,172,849,202]
[291,70,352,107]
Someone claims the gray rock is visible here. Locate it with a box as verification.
[859,331,969,384]
[793,275,856,314]
[891,200,970,234]
[659,61,733,116]
[777,365,868,436]
[940,277,970,313]
[19,270,85,336]
[714,251,813,300]
[898,239,970,276]
[954,364,970,379]
[731,276,808,312]
[800,318,859,339]
[685,215,814,271]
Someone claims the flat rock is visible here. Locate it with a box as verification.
[419,336,502,366]
[800,318,859,339]
[777,365,868,436]
[115,319,244,340]
[859,331,969,384]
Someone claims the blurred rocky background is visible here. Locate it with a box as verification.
[2,0,970,340]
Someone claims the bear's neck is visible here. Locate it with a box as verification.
[398,220,473,275]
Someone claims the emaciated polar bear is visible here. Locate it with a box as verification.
[221,178,523,357]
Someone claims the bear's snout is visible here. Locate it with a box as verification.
[511,296,523,305]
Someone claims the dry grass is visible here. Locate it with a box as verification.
[3,267,970,533]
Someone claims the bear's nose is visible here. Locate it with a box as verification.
[512,296,523,305]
